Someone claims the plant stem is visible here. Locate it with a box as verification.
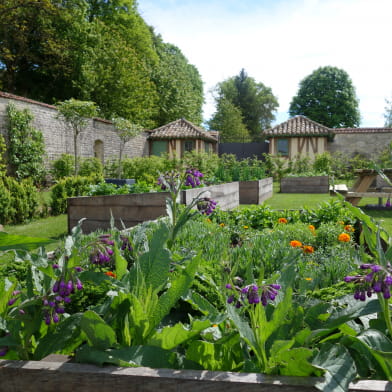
[380,294,392,338]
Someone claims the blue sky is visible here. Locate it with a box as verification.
[138,0,392,127]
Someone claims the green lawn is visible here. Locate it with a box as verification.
[2,184,392,241]
[264,182,392,234]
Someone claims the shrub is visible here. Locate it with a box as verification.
[50,175,103,215]
[0,177,38,224]
[79,157,103,177]
[51,154,75,180]
[6,103,46,185]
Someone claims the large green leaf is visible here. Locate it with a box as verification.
[0,232,52,251]
[185,339,243,371]
[151,255,200,331]
[148,319,211,350]
[227,304,257,350]
[129,225,171,291]
[114,244,128,280]
[75,344,176,368]
[34,314,83,360]
[80,310,117,350]
[312,343,357,392]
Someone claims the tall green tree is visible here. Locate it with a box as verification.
[289,66,360,128]
[211,69,278,141]
[152,36,204,126]
[208,98,250,142]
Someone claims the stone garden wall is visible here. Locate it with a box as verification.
[0,91,149,168]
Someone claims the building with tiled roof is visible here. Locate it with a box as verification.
[263,115,392,160]
[148,118,218,157]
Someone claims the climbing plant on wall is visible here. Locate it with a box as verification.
[6,103,46,185]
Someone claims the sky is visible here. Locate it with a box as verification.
[138,0,392,127]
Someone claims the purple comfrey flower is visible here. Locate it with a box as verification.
[185,169,204,188]
[225,283,232,289]
[197,197,217,215]
[120,236,133,252]
[345,263,392,301]
[74,266,83,272]
[52,264,60,269]
[7,298,17,306]
[0,347,8,356]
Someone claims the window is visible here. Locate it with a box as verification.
[276,138,289,156]
[151,141,168,156]
[182,140,195,156]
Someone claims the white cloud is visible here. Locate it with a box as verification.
[139,0,392,126]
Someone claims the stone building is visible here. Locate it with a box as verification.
[264,115,392,160]
[0,91,149,168]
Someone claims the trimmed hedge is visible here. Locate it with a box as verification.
[0,177,38,224]
[50,175,103,215]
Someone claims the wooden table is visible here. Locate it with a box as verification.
[345,169,392,206]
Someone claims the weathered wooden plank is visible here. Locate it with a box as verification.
[346,192,392,198]
[0,360,390,392]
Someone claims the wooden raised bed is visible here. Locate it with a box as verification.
[68,182,240,234]
[239,178,273,205]
[280,176,329,194]
[0,359,390,392]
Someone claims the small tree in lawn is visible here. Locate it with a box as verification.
[56,99,98,175]
[112,117,144,179]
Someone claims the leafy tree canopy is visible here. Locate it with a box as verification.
[0,0,204,128]
[210,69,278,141]
[289,66,360,128]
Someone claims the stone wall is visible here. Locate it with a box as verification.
[0,92,149,168]
[328,132,392,159]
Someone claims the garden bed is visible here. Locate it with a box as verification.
[68,182,240,233]
[280,176,329,193]
[239,178,273,204]
[0,359,389,392]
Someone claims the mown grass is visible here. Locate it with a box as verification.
[2,183,392,241]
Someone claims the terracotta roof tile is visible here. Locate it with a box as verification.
[148,118,218,142]
[263,115,332,137]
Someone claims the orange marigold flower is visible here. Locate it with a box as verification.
[344,225,354,232]
[308,225,315,231]
[206,218,212,223]
[338,233,350,242]
[305,277,313,281]
[105,271,116,278]
[290,240,302,248]
[278,217,288,224]
[303,245,314,254]
[219,223,225,227]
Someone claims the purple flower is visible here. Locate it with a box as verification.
[7,298,16,306]
[197,197,217,215]
[74,266,83,272]
[0,347,8,356]
[52,264,60,269]
[225,283,232,289]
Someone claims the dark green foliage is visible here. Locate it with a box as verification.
[50,175,102,215]
[210,69,279,141]
[51,154,75,179]
[79,157,104,177]
[289,66,360,128]
[6,103,46,184]
[0,177,38,224]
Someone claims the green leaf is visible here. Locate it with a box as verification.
[114,244,128,280]
[227,304,257,350]
[185,340,243,371]
[75,344,175,368]
[313,343,357,392]
[148,319,211,350]
[80,311,117,350]
[182,290,222,321]
[0,232,51,251]
[151,255,200,331]
[130,225,171,291]
[34,314,83,360]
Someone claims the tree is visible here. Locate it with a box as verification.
[112,117,144,178]
[384,98,392,127]
[6,103,46,184]
[211,69,278,141]
[56,99,98,176]
[152,37,204,126]
[289,66,360,128]
[208,98,250,142]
